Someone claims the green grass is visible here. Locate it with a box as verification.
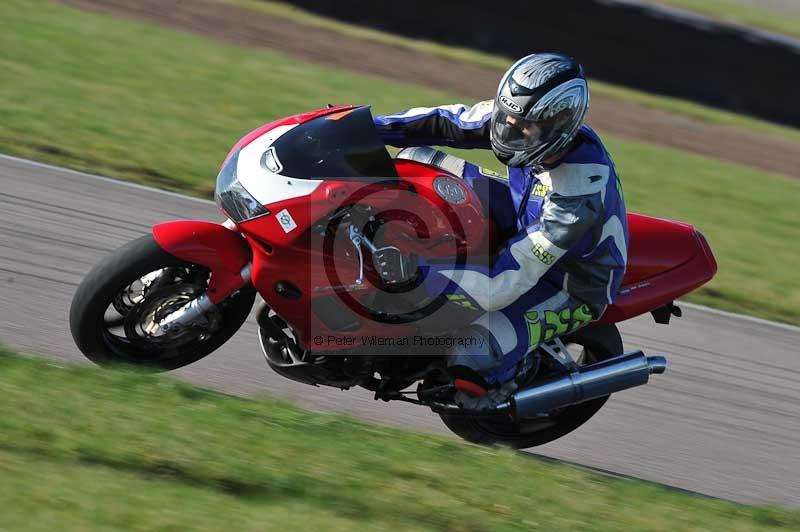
[0,0,458,197]
[1,0,799,324]
[1,346,799,531]
[642,0,800,40]
[218,0,800,143]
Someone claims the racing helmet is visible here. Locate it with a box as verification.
[490,53,589,167]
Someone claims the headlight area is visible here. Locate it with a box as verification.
[215,150,270,223]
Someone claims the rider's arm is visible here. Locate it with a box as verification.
[374,101,493,149]
[424,166,609,312]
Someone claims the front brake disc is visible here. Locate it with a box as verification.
[123,283,210,351]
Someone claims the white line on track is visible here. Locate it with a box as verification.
[0,153,215,206]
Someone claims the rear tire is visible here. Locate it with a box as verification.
[438,324,623,448]
[70,234,255,371]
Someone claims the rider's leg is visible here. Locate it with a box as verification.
[446,280,603,399]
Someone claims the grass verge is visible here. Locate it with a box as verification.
[1,346,799,531]
[1,0,798,324]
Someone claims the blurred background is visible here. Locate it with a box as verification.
[1,0,799,529]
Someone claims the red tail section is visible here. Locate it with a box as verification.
[597,213,717,324]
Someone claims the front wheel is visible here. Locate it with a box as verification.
[438,324,623,448]
[70,234,255,371]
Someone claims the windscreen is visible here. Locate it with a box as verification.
[269,106,398,180]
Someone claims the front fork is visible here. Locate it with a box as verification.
[158,262,252,333]
[151,219,253,331]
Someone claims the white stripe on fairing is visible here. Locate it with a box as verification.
[438,231,567,312]
[236,124,324,206]
[3,153,799,333]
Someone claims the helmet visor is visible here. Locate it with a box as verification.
[490,90,586,161]
[491,110,547,152]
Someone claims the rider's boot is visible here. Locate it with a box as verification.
[445,325,518,410]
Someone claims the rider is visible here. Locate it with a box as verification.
[374,53,629,405]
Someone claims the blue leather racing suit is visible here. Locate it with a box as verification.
[374,102,629,386]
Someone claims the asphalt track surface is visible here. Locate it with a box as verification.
[1,155,798,506]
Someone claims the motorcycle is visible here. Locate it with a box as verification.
[69,105,717,448]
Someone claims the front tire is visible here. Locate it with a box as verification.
[438,324,623,448]
[70,234,255,371]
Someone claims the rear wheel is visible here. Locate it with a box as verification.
[70,235,255,371]
[438,324,623,448]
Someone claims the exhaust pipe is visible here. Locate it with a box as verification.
[510,350,667,419]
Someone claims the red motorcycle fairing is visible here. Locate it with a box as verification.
[238,161,490,255]
[234,155,495,351]
[597,215,718,324]
[152,220,251,304]
[183,104,716,352]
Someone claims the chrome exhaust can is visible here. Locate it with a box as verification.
[512,350,667,419]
